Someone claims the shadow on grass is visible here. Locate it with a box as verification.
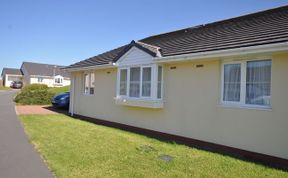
[42,106,70,115]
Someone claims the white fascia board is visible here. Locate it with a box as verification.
[154,42,288,63]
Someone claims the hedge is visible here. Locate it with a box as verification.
[15,84,55,105]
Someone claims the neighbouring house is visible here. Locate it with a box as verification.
[65,6,288,167]
[1,68,23,87]
[20,62,70,87]
[1,62,70,87]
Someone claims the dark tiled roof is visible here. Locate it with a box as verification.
[67,5,288,69]
[1,68,23,77]
[67,45,128,69]
[21,62,70,78]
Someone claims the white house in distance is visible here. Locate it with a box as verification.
[1,62,70,87]
[1,68,23,87]
[65,6,288,168]
[20,62,70,87]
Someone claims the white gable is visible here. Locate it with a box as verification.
[54,75,63,79]
[117,46,154,66]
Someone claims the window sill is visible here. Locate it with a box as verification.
[219,103,272,111]
[115,97,163,109]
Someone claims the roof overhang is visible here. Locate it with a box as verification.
[154,42,288,63]
[63,63,116,72]
[65,41,288,72]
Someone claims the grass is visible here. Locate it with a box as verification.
[48,85,70,94]
[19,114,288,178]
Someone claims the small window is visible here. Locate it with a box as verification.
[55,78,63,84]
[129,67,140,97]
[84,72,95,95]
[157,66,163,99]
[142,67,151,97]
[120,69,127,95]
[38,77,43,83]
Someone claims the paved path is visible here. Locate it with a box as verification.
[16,105,59,115]
[0,91,54,178]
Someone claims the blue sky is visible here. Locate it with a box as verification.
[0,0,287,72]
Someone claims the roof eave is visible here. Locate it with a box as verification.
[154,42,288,63]
[63,63,116,72]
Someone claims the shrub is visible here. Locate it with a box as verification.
[22,84,48,92]
[15,84,55,105]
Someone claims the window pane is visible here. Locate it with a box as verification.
[38,77,43,83]
[129,67,140,97]
[55,78,63,84]
[120,69,127,95]
[246,60,271,106]
[142,67,151,97]
[84,74,89,94]
[223,64,241,102]
[157,66,162,99]
[90,73,95,95]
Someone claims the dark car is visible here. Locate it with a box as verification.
[10,81,23,89]
[51,92,70,108]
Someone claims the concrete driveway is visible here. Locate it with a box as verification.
[0,90,54,178]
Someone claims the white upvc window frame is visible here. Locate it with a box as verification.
[157,65,164,99]
[116,64,163,108]
[221,59,272,109]
[83,72,95,95]
[54,75,64,85]
[117,65,154,99]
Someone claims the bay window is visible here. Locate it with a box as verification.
[222,59,271,108]
[116,64,163,108]
[83,72,95,95]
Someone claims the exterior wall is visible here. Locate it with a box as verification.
[21,65,31,86]
[63,78,71,86]
[30,77,53,87]
[4,74,23,87]
[71,52,288,159]
[30,77,70,87]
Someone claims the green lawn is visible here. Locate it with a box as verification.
[48,85,70,94]
[19,114,288,178]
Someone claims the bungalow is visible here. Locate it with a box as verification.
[65,6,288,167]
[1,68,23,87]
[20,62,70,87]
[1,62,71,87]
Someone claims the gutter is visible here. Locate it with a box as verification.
[154,42,288,63]
[70,75,75,116]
